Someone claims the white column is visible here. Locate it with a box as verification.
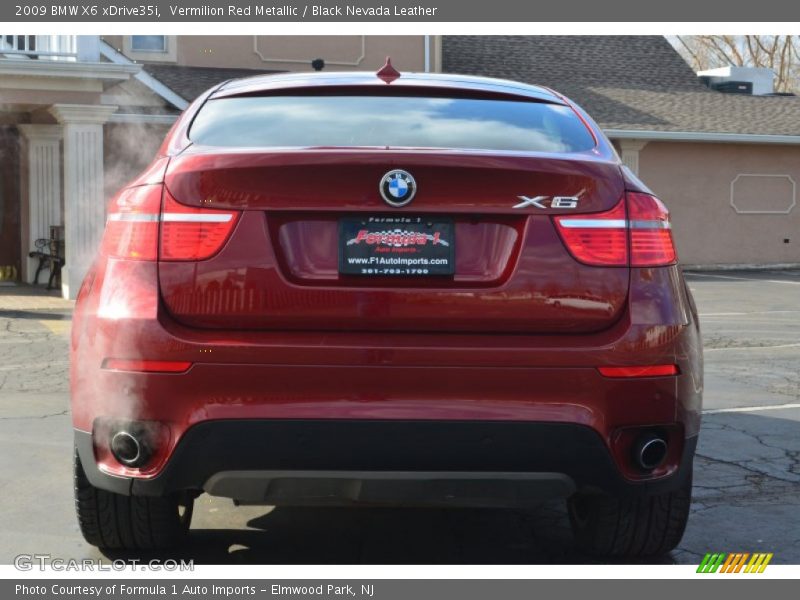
[49,104,117,299]
[35,35,78,61]
[76,36,101,62]
[17,124,63,284]
[618,140,650,176]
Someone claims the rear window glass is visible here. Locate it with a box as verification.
[189,95,595,153]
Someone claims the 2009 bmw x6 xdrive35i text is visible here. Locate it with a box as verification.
[71,62,702,557]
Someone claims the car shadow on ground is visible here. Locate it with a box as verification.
[101,501,676,565]
[92,411,800,566]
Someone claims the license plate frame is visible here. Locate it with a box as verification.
[338,216,456,277]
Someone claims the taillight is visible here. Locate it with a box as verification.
[102,185,240,261]
[102,185,161,260]
[627,192,677,267]
[553,192,677,267]
[160,190,240,261]
[553,198,628,266]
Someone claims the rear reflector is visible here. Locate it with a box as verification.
[103,359,192,373]
[598,364,679,378]
[160,191,240,261]
[553,198,628,266]
[553,192,677,267]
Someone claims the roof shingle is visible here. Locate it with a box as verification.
[142,64,284,103]
[441,36,800,136]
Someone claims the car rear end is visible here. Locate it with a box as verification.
[71,71,702,556]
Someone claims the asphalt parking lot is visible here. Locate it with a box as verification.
[0,270,798,565]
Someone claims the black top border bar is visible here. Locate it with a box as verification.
[4,0,798,22]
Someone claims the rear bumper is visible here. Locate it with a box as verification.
[71,262,702,504]
[75,421,697,505]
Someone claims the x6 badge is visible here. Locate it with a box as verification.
[514,195,580,209]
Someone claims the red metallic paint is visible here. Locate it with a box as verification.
[72,259,701,481]
[164,150,622,213]
[211,73,566,103]
[71,72,702,486]
[158,210,630,333]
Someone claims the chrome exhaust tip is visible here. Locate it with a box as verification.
[633,434,668,471]
[110,430,144,467]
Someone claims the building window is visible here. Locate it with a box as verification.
[130,35,167,53]
[124,35,176,62]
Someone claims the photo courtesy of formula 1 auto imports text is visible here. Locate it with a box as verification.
[0,0,799,597]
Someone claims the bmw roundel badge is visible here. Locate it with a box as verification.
[379,169,417,207]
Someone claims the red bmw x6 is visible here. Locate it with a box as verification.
[71,64,702,557]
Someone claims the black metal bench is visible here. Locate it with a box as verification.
[28,227,65,290]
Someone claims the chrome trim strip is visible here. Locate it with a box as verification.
[557,219,627,229]
[161,213,233,223]
[108,213,233,223]
[107,214,159,223]
[557,219,671,230]
[629,220,672,230]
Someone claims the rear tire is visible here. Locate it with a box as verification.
[567,471,692,558]
[74,446,193,550]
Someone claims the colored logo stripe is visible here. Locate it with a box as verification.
[697,552,773,573]
[697,553,726,573]
[745,553,773,573]
[722,553,748,573]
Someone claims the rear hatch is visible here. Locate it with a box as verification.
[158,90,628,334]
